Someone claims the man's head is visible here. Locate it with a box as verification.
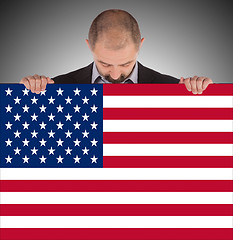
[86,9,144,83]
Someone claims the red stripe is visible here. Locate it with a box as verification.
[1,180,232,192]
[103,108,233,119]
[103,156,233,168]
[1,228,232,240]
[103,84,233,95]
[1,204,232,216]
[103,132,233,143]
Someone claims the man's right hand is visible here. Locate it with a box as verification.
[19,74,55,94]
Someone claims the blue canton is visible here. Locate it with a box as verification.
[0,84,103,168]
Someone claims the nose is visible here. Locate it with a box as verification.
[110,67,121,80]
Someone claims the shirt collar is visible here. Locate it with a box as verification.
[91,61,138,84]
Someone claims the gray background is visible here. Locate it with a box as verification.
[0,0,232,83]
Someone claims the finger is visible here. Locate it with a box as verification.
[179,77,184,84]
[202,78,213,91]
[190,76,198,94]
[27,75,36,93]
[20,77,31,90]
[34,74,42,94]
[196,77,206,94]
[41,75,48,92]
[183,77,192,91]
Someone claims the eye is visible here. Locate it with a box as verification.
[121,63,130,67]
[102,63,110,67]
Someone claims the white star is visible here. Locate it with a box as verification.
[14,130,21,138]
[6,155,12,163]
[48,96,55,104]
[31,113,38,121]
[65,147,72,155]
[74,155,81,163]
[39,122,47,129]
[48,113,55,121]
[91,88,98,96]
[23,155,29,163]
[56,88,64,96]
[91,155,98,163]
[40,155,47,163]
[48,130,55,138]
[22,121,30,129]
[22,104,30,112]
[82,147,89,155]
[22,138,30,146]
[90,104,98,113]
[65,130,72,138]
[82,130,89,138]
[22,88,30,96]
[39,138,47,146]
[40,105,47,112]
[82,113,89,121]
[73,88,81,96]
[14,113,21,121]
[73,122,81,129]
[14,96,21,104]
[91,122,98,129]
[5,122,12,129]
[73,138,81,146]
[82,96,89,104]
[48,147,55,155]
[31,147,38,155]
[40,90,47,96]
[14,147,21,155]
[5,105,12,113]
[56,122,64,129]
[57,155,64,163]
[5,138,12,146]
[31,96,38,104]
[91,138,98,147]
[65,96,72,104]
[65,113,72,121]
[56,138,64,146]
[73,105,81,112]
[31,130,38,138]
[5,88,13,96]
[56,105,64,113]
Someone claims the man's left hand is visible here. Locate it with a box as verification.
[179,76,213,94]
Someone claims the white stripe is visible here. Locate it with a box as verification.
[1,216,231,228]
[103,144,233,156]
[1,192,231,204]
[1,168,232,180]
[103,120,233,132]
[103,96,233,108]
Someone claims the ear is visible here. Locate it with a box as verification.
[140,38,145,48]
[85,39,91,49]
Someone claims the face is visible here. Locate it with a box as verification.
[86,37,144,83]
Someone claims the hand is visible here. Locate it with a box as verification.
[179,76,213,94]
[19,74,54,94]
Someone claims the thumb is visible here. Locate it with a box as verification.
[179,77,184,84]
[47,78,55,84]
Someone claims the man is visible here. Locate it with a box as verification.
[20,9,213,94]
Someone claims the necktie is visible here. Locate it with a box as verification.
[124,79,134,84]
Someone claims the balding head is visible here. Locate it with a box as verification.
[88,9,141,50]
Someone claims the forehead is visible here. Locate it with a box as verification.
[92,40,138,65]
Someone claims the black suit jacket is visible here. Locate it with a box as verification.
[53,62,179,84]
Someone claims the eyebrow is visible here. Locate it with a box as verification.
[97,60,134,66]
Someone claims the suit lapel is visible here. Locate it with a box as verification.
[74,62,93,84]
[138,62,151,84]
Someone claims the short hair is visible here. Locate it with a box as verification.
[88,9,141,50]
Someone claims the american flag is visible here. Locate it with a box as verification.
[0,83,232,240]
